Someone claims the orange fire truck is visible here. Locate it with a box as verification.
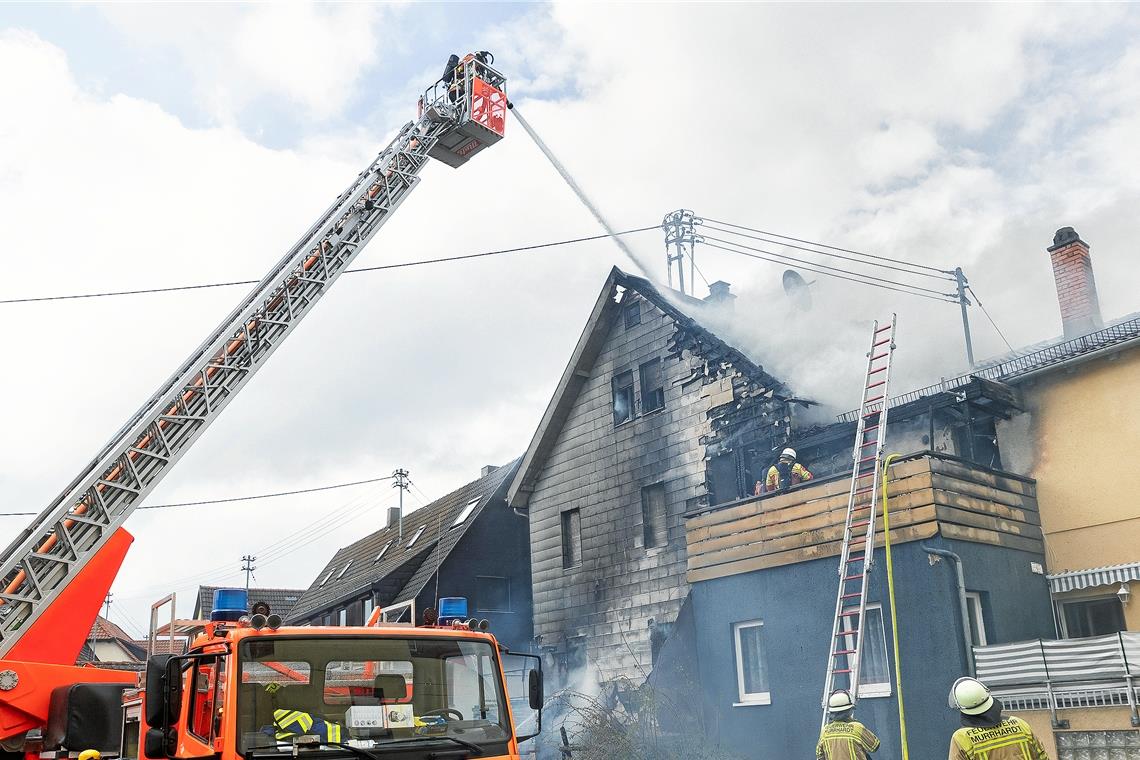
[0,52,541,760]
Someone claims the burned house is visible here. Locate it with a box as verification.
[286,461,533,651]
[507,267,807,686]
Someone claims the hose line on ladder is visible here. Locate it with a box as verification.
[881,452,909,760]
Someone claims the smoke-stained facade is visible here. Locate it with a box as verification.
[507,267,803,686]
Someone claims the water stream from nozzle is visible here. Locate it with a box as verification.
[509,103,655,277]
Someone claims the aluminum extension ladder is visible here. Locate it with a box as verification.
[820,314,898,724]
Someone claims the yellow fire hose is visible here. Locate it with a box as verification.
[881,453,909,760]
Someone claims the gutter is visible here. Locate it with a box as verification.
[921,544,975,676]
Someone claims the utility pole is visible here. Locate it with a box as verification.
[392,468,410,542]
[955,267,975,368]
[241,554,257,593]
[104,592,112,620]
[662,210,702,297]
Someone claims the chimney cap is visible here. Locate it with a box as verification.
[480,465,496,478]
[1048,226,1087,252]
[708,280,732,295]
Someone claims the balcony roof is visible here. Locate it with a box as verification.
[684,452,1041,583]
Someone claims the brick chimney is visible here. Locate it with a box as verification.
[1047,227,1103,339]
[704,280,736,312]
[387,506,401,528]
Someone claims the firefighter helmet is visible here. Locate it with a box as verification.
[780,448,797,460]
[78,751,101,760]
[949,677,994,715]
[828,689,855,713]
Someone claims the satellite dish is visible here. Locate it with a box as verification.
[782,269,813,311]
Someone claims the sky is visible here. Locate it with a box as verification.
[2,3,1139,637]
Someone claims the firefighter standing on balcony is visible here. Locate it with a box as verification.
[947,677,1051,760]
[817,689,880,760]
[757,447,814,494]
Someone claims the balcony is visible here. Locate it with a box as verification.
[974,633,1140,727]
[684,451,1042,582]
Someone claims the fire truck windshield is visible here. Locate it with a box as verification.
[236,636,511,755]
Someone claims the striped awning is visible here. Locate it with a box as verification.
[1048,561,1140,594]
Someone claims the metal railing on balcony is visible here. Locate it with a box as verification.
[973,632,1140,728]
[838,316,1140,422]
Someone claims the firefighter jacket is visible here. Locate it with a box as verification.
[762,462,813,493]
[816,719,880,760]
[948,717,1050,760]
[272,709,343,743]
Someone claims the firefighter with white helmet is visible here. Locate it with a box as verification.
[948,677,1051,760]
[758,447,814,494]
[816,689,880,760]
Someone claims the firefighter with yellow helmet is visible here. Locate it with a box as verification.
[948,677,1051,760]
[816,689,880,760]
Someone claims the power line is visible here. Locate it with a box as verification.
[0,474,396,517]
[966,285,1016,354]
[699,222,956,281]
[701,216,953,275]
[0,226,658,305]
[700,236,958,301]
[702,241,956,303]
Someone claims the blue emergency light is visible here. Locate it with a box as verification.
[211,588,249,622]
[437,597,468,623]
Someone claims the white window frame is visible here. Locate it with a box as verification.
[1057,591,1126,639]
[965,591,987,646]
[452,498,480,528]
[406,525,426,548]
[318,569,335,587]
[337,608,347,626]
[840,604,892,698]
[374,541,392,562]
[732,620,771,706]
[336,560,353,580]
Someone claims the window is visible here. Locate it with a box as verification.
[561,509,582,569]
[639,358,665,412]
[1060,595,1126,638]
[318,569,335,587]
[641,483,667,549]
[733,620,770,704]
[612,371,634,425]
[839,605,891,697]
[363,597,374,622]
[374,541,392,562]
[477,576,510,612]
[406,525,426,548]
[336,560,353,580]
[624,301,640,329]
[452,498,480,528]
[338,608,348,626]
[965,591,987,646]
[188,654,226,742]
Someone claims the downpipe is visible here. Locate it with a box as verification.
[921,545,975,676]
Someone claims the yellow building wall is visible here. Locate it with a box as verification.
[1015,346,1140,573]
[1018,707,1139,757]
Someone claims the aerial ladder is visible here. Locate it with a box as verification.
[0,53,508,747]
[820,315,898,727]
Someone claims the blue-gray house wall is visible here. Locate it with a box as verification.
[690,537,1054,759]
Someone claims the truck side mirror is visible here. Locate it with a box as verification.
[528,669,543,711]
[144,655,179,728]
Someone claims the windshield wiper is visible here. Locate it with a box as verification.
[375,736,484,757]
[246,739,382,760]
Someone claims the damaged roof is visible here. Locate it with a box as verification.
[286,459,521,622]
[507,266,795,509]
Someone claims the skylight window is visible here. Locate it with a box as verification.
[374,541,392,562]
[452,498,481,528]
[319,570,335,587]
[336,560,353,580]
[406,525,426,548]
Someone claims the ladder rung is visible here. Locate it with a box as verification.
[843,574,863,582]
[864,394,884,404]
[867,366,887,375]
[850,519,870,528]
[848,554,865,562]
[833,649,856,656]
[858,455,878,463]
[832,668,852,674]
[841,593,861,600]
[863,424,880,433]
[866,380,886,390]
[874,324,891,333]
[872,338,891,347]
[870,352,889,361]
[835,629,860,637]
[859,439,877,447]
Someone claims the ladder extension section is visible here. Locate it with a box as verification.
[820,314,898,719]
[0,68,499,656]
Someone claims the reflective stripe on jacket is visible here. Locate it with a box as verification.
[817,719,880,760]
[948,717,1049,760]
[764,462,813,493]
[273,709,342,743]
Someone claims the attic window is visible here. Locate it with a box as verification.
[319,570,335,587]
[452,498,480,528]
[640,358,665,412]
[624,301,641,329]
[613,370,634,425]
[336,560,353,580]
[406,525,426,548]
[374,541,392,562]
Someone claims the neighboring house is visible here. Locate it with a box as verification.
[286,461,533,651]
[507,267,808,686]
[193,586,306,621]
[81,616,146,664]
